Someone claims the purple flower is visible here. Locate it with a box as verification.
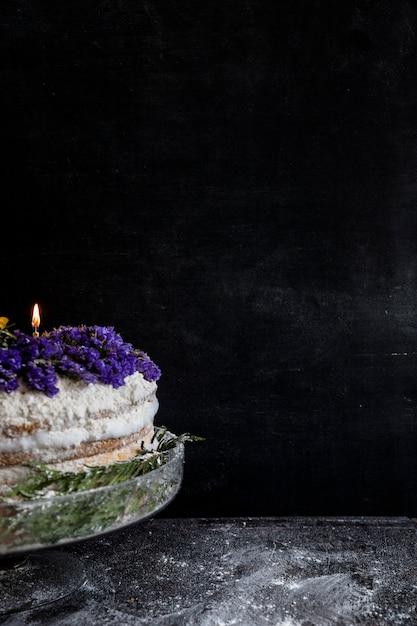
[23,361,59,397]
[134,350,161,382]
[0,347,22,393]
[0,324,161,394]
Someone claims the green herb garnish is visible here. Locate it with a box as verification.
[0,317,15,344]
[5,428,204,500]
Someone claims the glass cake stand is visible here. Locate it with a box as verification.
[0,431,185,615]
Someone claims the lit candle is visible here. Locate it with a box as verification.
[32,303,40,337]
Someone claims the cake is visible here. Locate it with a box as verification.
[0,319,161,494]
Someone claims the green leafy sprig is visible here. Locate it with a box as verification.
[0,317,16,345]
[5,428,204,500]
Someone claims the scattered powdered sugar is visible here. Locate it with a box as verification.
[60,519,417,626]
[6,519,416,624]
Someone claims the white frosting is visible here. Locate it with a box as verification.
[0,372,158,453]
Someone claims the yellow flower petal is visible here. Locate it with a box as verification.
[0,317,9,330]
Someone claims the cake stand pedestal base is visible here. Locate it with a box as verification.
[0,551,86,616]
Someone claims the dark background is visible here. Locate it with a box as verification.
[1,0,417,517]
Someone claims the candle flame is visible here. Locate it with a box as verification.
[32,303,40,329]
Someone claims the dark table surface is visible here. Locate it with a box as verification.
[1,516,417,625]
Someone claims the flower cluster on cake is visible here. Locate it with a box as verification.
[0,316,169,497]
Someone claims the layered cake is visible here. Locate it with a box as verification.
[0,319,161,494]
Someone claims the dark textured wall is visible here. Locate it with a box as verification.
[2,1,417,516]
